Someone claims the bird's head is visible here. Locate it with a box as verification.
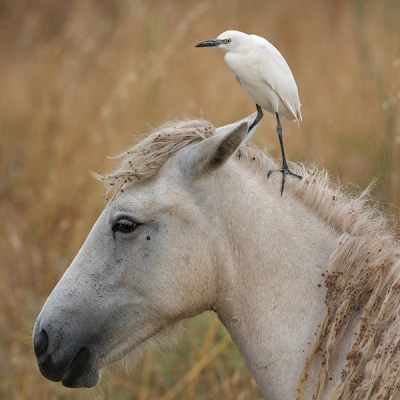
[195,30,250,54]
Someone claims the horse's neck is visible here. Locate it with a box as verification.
[214,171,339,399]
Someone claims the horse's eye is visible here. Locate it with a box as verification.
[112,218,140,234]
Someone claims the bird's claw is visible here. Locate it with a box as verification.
[267,167,302,196]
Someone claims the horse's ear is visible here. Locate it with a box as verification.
[181,121,248,177]
[215,112,259,144]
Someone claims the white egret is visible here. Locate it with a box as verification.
[196,30,302,195]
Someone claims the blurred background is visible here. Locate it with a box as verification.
[1,0,400,398]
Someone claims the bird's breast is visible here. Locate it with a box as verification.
[224,53,261,85]
[224,53,277,113]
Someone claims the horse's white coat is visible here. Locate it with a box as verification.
[33,116,398,399]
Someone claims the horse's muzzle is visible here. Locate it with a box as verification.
[33,319,101,388]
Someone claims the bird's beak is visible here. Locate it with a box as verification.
[195,39,222,48]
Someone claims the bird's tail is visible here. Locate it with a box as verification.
[282,98,302,126]
[294,106,302,127]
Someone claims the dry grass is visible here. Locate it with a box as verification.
[0,0,399,398]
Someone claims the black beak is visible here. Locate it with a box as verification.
[195,39,221,48]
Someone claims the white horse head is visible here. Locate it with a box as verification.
[32,115,257,385]
[33,115,400,399]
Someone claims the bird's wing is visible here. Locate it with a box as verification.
[255,38,301,122]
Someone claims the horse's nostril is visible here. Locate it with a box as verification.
[34,329,49,357]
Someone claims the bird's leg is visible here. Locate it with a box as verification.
[249,104,263,132]
[237,104,263,159]
[267,112,302,195]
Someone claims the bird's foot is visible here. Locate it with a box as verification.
[267,167,302,196]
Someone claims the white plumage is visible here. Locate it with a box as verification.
[196,30,302,194]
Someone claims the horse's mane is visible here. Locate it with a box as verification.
[93,119,215,198]
[96,118,400,399]
[289,171,400,399]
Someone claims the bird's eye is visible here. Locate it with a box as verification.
[225,38,232,44]
[112,218,140,234]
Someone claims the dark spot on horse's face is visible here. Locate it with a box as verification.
[146,236,151,241]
